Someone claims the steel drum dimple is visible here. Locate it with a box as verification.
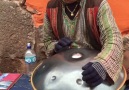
[51,76,56,81]
[76,78,83,85]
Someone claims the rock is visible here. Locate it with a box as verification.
[0,0,45,73]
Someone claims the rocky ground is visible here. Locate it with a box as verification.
[0,0,45,73]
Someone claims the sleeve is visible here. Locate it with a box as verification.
[94,0,124,82]
[39,13,58,57]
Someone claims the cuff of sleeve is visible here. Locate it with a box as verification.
[92,62,107,80]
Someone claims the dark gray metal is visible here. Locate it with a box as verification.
[31,48,125,90]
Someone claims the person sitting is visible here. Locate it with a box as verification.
[39,0,123,88]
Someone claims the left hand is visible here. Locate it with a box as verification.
[54,37,72,53]
[82,62,107,87]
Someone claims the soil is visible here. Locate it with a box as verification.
[0,58,42,73]
[0,58,22,73]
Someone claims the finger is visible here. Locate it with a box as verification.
[82,67,95,76]
[86,75,102,84]
[58,39,67,46]
[55,44,62,51]
[82,70,97,80]
[58,40,67,46]
[82,62,93,70]
[90,78,103,87]
[63,37,72,45]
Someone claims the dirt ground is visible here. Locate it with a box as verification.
[0,57,43,73]
[0,58,21,73]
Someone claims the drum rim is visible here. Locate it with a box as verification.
[117,66,127,90]
[31,62,42,90]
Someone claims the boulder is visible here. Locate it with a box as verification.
[0,0,45,73]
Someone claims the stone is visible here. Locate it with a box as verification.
[0,0,45,73]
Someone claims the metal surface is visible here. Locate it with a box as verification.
[31,48,126,90]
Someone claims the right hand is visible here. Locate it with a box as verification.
[54,37,73,53]
[82,62,106,87]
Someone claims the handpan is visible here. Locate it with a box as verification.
[31,48,126,90]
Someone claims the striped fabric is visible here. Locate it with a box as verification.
[46,8,59,39]
[92,62,106,80]
[95,0,123,81]
[40,0,123,82]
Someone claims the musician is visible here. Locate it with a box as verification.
[40,0,123,88]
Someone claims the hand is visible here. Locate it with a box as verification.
[54,37,72,53]
[82,62,106,87]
